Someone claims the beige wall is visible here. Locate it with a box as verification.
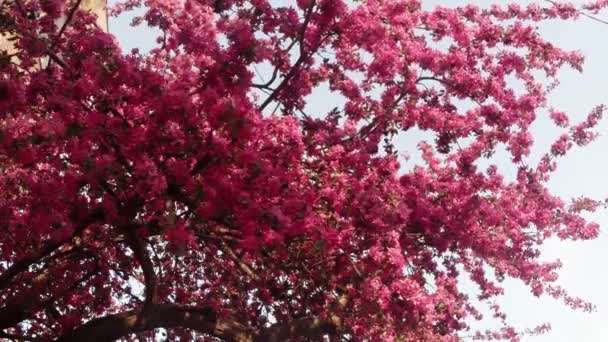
[0,33,16,57]
[73,0,108,31]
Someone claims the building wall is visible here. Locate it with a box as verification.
[74,0,108,31]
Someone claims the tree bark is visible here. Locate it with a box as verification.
[0,264,98,330]
[55,304,254,342]
[55,304,341,342]
[261,316,341,342]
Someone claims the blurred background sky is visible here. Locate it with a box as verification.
[109,1,608,340]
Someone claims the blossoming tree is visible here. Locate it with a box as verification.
[1,0,607,341]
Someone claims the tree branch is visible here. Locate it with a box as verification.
[0,262,98,330]
[0,211,102,293]
[544,0,608,25]
[55,303,341,342]
[0,241,62,292]
[53,0,83,47]
[251,23,303,90]
[219,241,261,283]
[258,1,317,112]
[123,226,157,311]
[0,331,40,341]
[55,304,254,342]
[260,315,342,342]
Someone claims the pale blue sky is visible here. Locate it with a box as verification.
[109,1,608,340]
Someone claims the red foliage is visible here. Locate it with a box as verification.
[0,0,607,341]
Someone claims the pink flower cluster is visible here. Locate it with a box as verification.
[0,0,606,341]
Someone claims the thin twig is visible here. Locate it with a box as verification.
[220,241,261,282]
[544,0,608,25]
[124,226,158,311]
[258,1,317,112]
[53,0,84,47]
